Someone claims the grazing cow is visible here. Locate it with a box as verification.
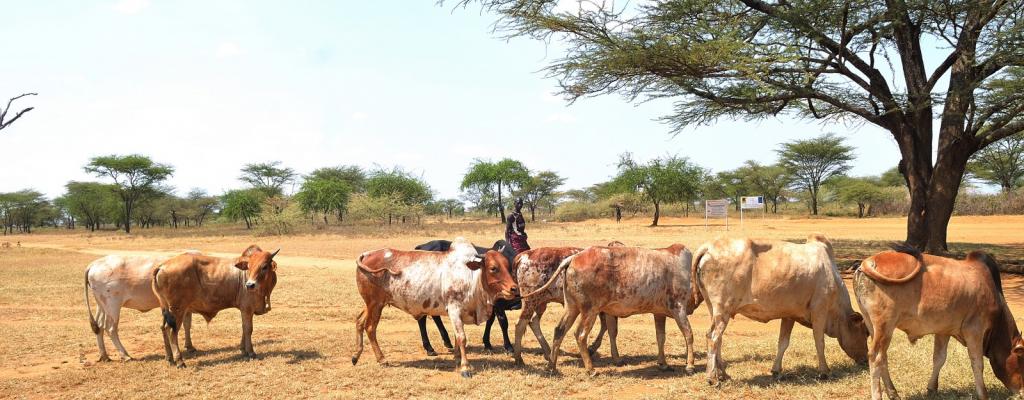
[512,242,624,365]
[413,239,520,355]
[352,237,518,378]
[152,246,279,367]
[694,234,868,386]
[84,254,195,361]
[854,244,1024,400]
[532,244,697,375]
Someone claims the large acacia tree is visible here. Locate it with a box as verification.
[85,155,173,234]
[460,158,530,222]
[462,0,1024,252]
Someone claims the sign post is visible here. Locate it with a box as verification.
[705,199,729,231]
[739,195,765,229]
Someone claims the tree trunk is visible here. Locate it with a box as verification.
[497,184,506,223]
[809,187,819,215]
[857,203,865,218]
[123,200,132,234]
[529,205,536,222]
[651,201,660,226]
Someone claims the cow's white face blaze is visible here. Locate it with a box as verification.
[233,245,279,315]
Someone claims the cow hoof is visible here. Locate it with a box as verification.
[503,345,515,354]
[684,366,695,375]
[425,349,438,357]
[121,356,134,362]
[587,347,600,357]
[513,358,524,366]
[613,359,626,367]
[771,370,782,380]
[483,344,494,353]
[657,364,674,372]
[443,343,454,350]
[817,373,829,380]
[176,362,186,369]
[706,379,719,387]
[185,346,197,354]
[587,370,599,378]
[460,370,472,379]
[97,355,111,363]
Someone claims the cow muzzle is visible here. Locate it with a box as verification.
[500,286,520,300]
[245,281,257,290]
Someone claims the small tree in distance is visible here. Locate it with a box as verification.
[519,170,565,222]
[240,161,296,197]
[969,134,1024,195]
[777,134,855,216]
[611,153,704,226]
[84,154,174,234]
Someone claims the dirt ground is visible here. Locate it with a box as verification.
[1,215,1023,399]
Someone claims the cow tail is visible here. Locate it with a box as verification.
[356,252,398,275]
[688,245,709,313]
[152,266,177,333]
[84,266,99,334]
[521,251,578,299]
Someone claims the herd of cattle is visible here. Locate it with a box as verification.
[83,235,1024,400]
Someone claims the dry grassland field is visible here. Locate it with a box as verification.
[2,215,1024,399]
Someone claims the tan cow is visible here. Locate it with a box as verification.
[531,244,697,375]
[694,234,867,385]
[352,237,518,378]
[84,254,195,361]
[854,244,1024,400]
[152,245,279,367]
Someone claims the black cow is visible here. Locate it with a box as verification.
[414,239,521,355]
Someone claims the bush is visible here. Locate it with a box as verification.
[554,201,607,222]
[256,197,304,236]
[954,190,1024,215]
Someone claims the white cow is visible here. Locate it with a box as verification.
[84,254,194,361]
[694,234,869,385]
[351,237,519,378]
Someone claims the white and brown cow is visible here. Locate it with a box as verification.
[84,254,196,362]
[694,234,868,386]
[152,245,279,367]
[351,237,518,378]
[854,244,1024,400]
[531,244,697,375]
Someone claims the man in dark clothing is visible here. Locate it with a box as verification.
[505,198,530,253]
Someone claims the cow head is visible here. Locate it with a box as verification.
[234,245,280,315]
[838,312,869,364]
[466,250,519,300]
[999,335,1024,394]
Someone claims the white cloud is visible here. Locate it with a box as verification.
[541,91,562,104]
[215,41,243,59]
[350,111,368,121]
[113,0,150,15]
[545,112,577,124]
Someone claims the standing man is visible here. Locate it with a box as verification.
[505,198,530,252]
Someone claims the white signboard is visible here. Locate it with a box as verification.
[705,199,728,217]
[740,196,764,209]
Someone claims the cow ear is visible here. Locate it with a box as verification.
[234,258,249,270]
[271,260,278,271]
[849,312,864,324]
[466,255,484,270]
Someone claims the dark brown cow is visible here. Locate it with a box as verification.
[529,244,697,375]
[352,237,518,378]
[152,245,279,367]
[854,244,1024,400]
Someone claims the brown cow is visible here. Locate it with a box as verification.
[352,237,518,378]
[152,245,279,367]
[512,242,625,365]
[695,235,867,385]
[854,244,1024,400]
[531,244,697,375]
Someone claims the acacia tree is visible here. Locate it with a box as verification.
[519,170,565,221]
[461,0,1024,252]
[84,155,173,234]
[0,93,36,132]
[240,161,296,196]
[221,189,263,229]
[777,134,855,215]
[969,133,1024,194]
[460,158,530,222]
[366,168,432,224]
[295,177,352,224]
[59,181,119,231]
[612,153,704,226]
[307,165,367,193]
[738,161,791,213]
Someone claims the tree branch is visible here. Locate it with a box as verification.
[0,93,38,131]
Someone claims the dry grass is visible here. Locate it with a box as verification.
[1,215,1023,399]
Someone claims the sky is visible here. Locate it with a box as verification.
[0,0,963,200]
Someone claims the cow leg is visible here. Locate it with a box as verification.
[811,316,830,379]
[352,309,367,365]
[605,316,620,364]
[548,304,580,372]
[927,335,950,395]
[162,308,186,368]
[497,309,514,353]
[106,305,133,361]
[654,314,671,371]
[587,313,608,357]
[529,303,553,363]
[514,302,534,365]
[964,332,989,400]
[240,311,256,359]
[418,317,438,356]
[670,306,696,374]
[447,309,472,378]
[433,316,453,350]
[93,304,110,362]
[866,322,896,400]
[482,312,496,351]
[183,313,196,353]
[575,311,600,376]
[365,304,386,364]
[706,312,731,386]
[771,318,795,378]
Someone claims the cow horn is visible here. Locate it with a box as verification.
[270,248,281,259]
[498,245,506,252]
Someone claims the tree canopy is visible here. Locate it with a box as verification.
[460,158,530,222]
[458,0,1024,252]
[610,153,704,226]
[777,133,855,215]
[84,154,174,234]
[239,161,296,196]
[969,133,1024,194]
[519,170,565,221]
